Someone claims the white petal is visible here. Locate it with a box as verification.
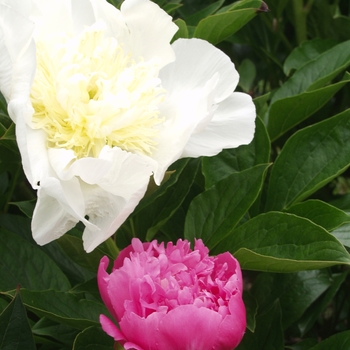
[88,0,129,39]
[82,176,149,253]
[98,146,154,198]
[160,38,239,103]
[30,0,73,39]
[0,1,35,103]
[32,177,95,245]
[81,148,153,252]
[13,114,54,187]
[121,0,177,67]
[48,148,112,184]
[183,92,256,157]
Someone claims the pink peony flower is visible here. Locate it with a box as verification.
[98,238,246,350]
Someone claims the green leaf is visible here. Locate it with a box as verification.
[56,229,112,272]
[202,116,270,189]
[0,290,36,350]
[267,72,350,141]
[213,212,350,272]
[194,7,260,45]
[32,317,79,347]
[173,19,188,41]
[266,109,350,211]
[185,164,269,249]
[237,300,283,350]
[218,0,262,13]
[283,38,339,76]
[163,2,182,14]
[185,0,224,26]
[73,326,114,350]
[250,270,332,330]
[297,272,347,336]
[330,223,350,248]
[309,330,350,350]
[286,200,350,231]
[8,199,36,218]
[7,289,108,330]
[0,123,18,154]
[0,228,71,292]
[243,292,258,332]
[238,59,256,92]
[271,40,350,104]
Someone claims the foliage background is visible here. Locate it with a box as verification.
[1,0,350,349]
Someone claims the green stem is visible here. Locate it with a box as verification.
[104,237,120,259]
[292,0,307,45]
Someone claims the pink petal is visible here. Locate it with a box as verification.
[119,311,165,350]
[158,305,222,350]
[214,293,246,350]
[100,314,126,342]
[97,257,117,319]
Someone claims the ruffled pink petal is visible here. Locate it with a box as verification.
[158,305,222,350]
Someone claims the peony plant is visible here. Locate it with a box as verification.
[0,0,255,252]
[98,238,246,350]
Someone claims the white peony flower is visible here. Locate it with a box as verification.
[0,0,256,252]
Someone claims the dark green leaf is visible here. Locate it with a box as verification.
[283,38,339,76]
[266,109,350,211]
[73,326,114,350]
[297,272,347,336]
[309,330,350,349]
[0,290,36,350]
[237,300,283,350]
[7,289,108,330]
[286,200,350,231]
[0,228,71,292]
[194,7,260,45]
[271,40,350,104]
[185,164,269,249]
[213,212,350,272]
[250,270,332,329]
[267,73,350,141]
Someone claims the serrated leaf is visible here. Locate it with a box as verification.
[213,212,350,272]
[266,109,350,211]
[202,117,270,189]
[185,164,269,249]
[0,290,36,350]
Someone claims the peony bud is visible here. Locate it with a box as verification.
[98,238,246,350]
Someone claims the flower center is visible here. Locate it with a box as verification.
[30,22,165,158]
